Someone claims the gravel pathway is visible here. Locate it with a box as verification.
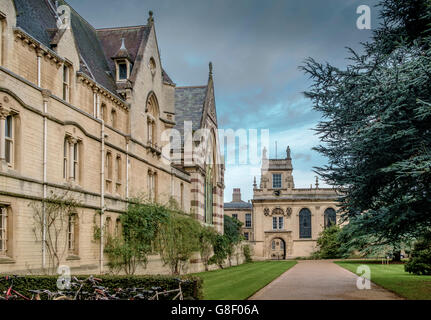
[249,260,403,300]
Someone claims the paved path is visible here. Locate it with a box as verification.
[249,260,403,300]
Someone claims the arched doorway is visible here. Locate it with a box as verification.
[270,238,286,260]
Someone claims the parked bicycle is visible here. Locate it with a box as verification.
[148,278,192,300]
[0,275,194,300]
[0,275,30,300]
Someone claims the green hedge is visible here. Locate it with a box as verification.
[0,274,203,300]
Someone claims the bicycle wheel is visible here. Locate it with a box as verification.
[53,296,73,300]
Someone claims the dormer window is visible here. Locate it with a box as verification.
[118,61,127,80]
[112,38,133,82]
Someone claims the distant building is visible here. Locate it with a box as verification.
[224,188,253,241]
[224,146,340,259]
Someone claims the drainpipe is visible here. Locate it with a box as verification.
[41,90,49,271]
[99,118,105,273]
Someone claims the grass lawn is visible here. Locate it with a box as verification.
[193,261,296,300]
[335,260,431,300]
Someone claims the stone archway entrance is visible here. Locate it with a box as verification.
[270,238,286,260]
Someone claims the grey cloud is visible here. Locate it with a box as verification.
[66,0,381,201]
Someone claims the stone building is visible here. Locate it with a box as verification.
[224,188,253,241]
[0,0,224,274]
[225,146,340,259]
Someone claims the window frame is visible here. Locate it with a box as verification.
[63,65,70,102]
[272,216,277,230]
[63,138,68,179]
[5,115,13,166]
[278,216,284,230]
[272,173,282,189]
[299,208,312,239]
[118,62,128,80]
[324,208,337,229]
[105,151,113,193]
[272,216,284,230]
[73,142,79,181]
[67,214,75,252]
[0,207,7,255]
[245,213,252,228]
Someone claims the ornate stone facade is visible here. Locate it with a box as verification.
[225,147,340,259]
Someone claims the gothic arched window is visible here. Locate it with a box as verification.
[324,208,337,228]
[146,93,159,146]
[299,208,312,239]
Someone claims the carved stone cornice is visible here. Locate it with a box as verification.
[14,28,64,68]
[263,207,292,217]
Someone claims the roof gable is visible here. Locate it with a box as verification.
[201,73,217,127]
[96,26,150,80]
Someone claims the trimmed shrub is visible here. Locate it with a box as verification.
[0,274,203,300]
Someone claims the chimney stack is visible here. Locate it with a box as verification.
[232,188,241,202]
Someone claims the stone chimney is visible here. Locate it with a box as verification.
[232,188,242,202]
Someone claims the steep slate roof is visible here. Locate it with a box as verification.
[14,0,58,47]
[66,1,117,92]
[14,0,118,93]
[13,0,209,137]
[224,201,253,209]
[96,26,151,79]
[174,86,208,137]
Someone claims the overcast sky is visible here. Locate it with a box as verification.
[67,0,379,202]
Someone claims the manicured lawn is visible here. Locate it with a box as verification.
[193,261,297,300]
[336,260,431,300]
